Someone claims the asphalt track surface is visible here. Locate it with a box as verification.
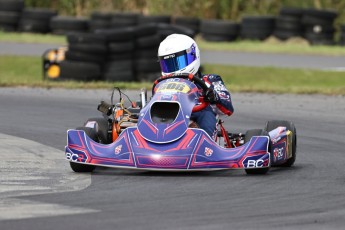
[2,42,345,70]
[0,88,344,229]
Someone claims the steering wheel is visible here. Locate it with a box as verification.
[151,73,210,113]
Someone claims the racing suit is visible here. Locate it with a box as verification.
[191,73,234,138]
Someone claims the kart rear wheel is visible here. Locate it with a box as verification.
[84,117,111,144]
[265,120,297,167]
[244,129,270,175]
[69,127,97,173]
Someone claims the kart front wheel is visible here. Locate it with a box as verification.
[69,127,97,173]
[244,129,270,175]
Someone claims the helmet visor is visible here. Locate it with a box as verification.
[158,45,197,73]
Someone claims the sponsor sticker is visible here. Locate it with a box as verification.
[115,145,122,155]
[204,147,213,157]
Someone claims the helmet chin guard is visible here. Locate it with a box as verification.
[158,34,200,76]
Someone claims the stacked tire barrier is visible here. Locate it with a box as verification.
[57,22,195,82]
[60,33,106,81]
[339,25,345,46]
[18,8,57,33]
[241,16,276,40]
[274,7,304,40]
[50,16,89,35]
[134,23,160,81]
[96,27,135,81]
[302,9,337,45]
[200,19,239,42]
[0,0,24,31]
[111,12,139,28]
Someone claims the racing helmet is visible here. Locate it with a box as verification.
[158,34,200,76]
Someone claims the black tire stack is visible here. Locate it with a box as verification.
[339,25,345,46]
[110,12,139,28]
[50,16,89,35]
[200,19,239,42]
[96,27,136,82]
[138,15,171,25]
[241,16,276,40]
[174,16,200,35]
[274,7,304,40]
[134,24,161,81]
[302,9,337,45]
[89,11,112,32]
[60,32,106,81]
[0,0,24,31]
[18,8,57,33]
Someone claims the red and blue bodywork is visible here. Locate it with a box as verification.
[65,78,291,171]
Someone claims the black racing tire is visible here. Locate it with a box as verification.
[134,23,158,37]
[108,41,134,53]
[264,120,297,167]
[136,33,161,48]
[67,32,107,44]
[90,11,112,21]
[304,25,335,35]
[70,127,97,173]
[107,52,133,61]
[202,33,238,42]
[240,30,273,40]
[241,16,276,28]
[200,19,239,36]
[95,27,135,42]
[50,16,89,31]
[59,60,101,81]
[244,129,270,175]
[134,48,157,59]
[21,8,57,20]
[65,50,105,64]
[0,0,24,12]
[18,19,50,33]
[68,43,108,55]
[303,8,337,20]
[135,58,161,73]
[304,32,334,41]
[84,118,111,144]
[275,16,302,30]
[138,15,171,25]
[103,60,133,72]
[88,20,110,32]
[301,15,334,26]
[0,11,19,24]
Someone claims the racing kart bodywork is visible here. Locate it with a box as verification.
[66,74,296,174]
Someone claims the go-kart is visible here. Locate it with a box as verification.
[65,73,297,174]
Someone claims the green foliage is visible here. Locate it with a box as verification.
[22,0,345,21]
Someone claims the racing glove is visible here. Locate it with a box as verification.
[204,88,220,104]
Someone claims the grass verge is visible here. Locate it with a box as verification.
[0,31,66,44]
[0,55,344,95]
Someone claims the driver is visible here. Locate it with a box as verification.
[157,34,234,139]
